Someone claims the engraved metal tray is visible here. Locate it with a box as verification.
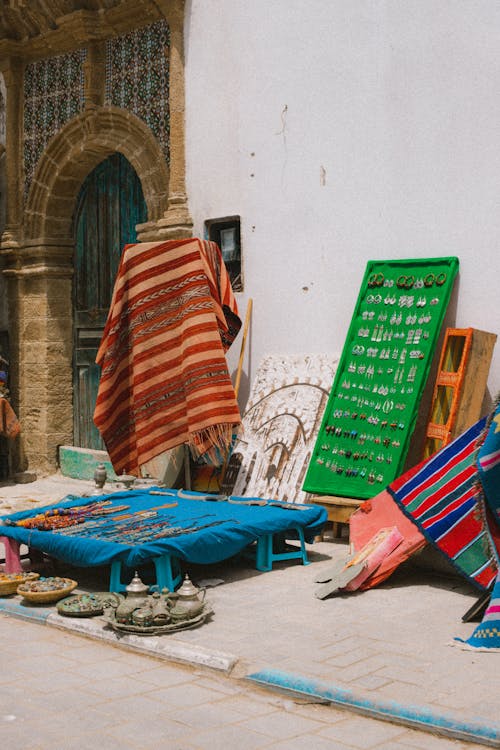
[57,592,123,617]
[103,604,213,635]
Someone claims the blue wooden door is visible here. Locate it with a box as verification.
[73,153,147,449]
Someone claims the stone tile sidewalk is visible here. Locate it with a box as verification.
[1,474,499,747]
[1,612,488,750]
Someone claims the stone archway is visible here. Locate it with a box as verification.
[10,107,176,476]
[25,106,170,242]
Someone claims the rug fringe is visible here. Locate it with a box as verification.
[189,423,242,463]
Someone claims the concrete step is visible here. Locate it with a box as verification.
[58,445,117,481]
[58,444,185,486]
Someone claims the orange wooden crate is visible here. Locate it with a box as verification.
[422,328,496,460]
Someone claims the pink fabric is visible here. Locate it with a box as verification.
[349,489,426,589]
[0,536,22,573]
[343,527,404,591]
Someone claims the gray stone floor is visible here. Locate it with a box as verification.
[0,474,499,748]
[0,614,490,750]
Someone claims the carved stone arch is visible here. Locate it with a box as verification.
[24,105,170,242]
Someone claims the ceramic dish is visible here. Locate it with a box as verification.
[56,591,123,617]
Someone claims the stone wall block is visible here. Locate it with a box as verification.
[48,432,73,464]
[52,173,83,198]
[22,319,45,341]
[22,430,46,458]
[46,318,72,343]
[21,277,50,298]
[47,279,72,310]
[46,194,77,219]
[50,131,81,165]
[47,340,72,363]
[47,299,73,320]
[46,277,72,296]
[112,134,138,156]
[21,298,48,321]
[47,395,73,426]
[22,341,50,364]
[47,371,73,399]
[44,215,75,238]
[23,403,46,433]
[22,432,54,476]
[18,363,45,385]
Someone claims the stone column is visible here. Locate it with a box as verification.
[0,57,23,248]
[137,0,192,241]
[83,41,105,109]
[3,242,74,477]
[0,58,24,473]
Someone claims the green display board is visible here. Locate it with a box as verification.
[303,257,459,499]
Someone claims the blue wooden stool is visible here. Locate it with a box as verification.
[255,526,310,572]
[109,553,183,593]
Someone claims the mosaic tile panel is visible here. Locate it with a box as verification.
[105,20,170,163]
[23,49,87,197]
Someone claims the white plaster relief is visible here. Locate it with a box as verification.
[224,354,339,503]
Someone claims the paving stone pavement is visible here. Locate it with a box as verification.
[0,474,499,749]
[0,614,490,750]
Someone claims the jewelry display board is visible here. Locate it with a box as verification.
[303,257,459,499]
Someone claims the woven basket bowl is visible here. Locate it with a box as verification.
[17,578,78,604]
[0,572,40,597]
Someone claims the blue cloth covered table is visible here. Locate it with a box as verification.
[0,489,327,573]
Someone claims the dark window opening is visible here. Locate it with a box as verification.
[205,216,242,292]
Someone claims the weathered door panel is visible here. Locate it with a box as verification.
[73,153,147,449]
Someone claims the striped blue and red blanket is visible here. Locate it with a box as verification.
[389,418,498,591]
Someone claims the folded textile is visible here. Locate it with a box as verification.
[390,418,498,591]
[455,571,500,650]
[94,239,242,475]
[314,526,404,598]
[477,398,500,529]
[343,527,404,591]
[349,489,426,589]
[0,397,20,439]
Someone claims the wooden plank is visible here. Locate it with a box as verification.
[422,328,497,459]
[453,329,497,437]
[308,495,362,538]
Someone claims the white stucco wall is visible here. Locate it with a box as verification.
[184,1,500,411]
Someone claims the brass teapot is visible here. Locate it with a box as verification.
[170,574,206,621]
[114,572,149,624]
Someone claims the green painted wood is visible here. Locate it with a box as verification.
[303,257,460,499]
[59,445,118,481]
[73,153,147,449]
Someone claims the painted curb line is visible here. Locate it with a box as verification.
[47,612,238,673]
[0,598,51,624]
[246,668,500,748]
[2,596,499,746]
